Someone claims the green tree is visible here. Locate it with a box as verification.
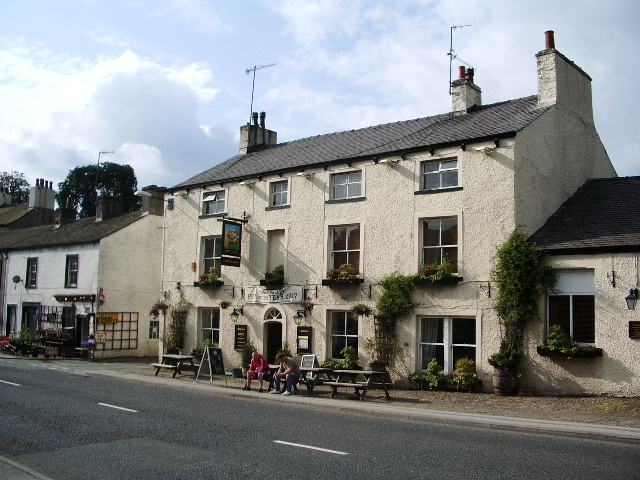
[56,162,139,218]
[0,171,30,204]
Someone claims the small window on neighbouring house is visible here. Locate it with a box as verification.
[422,159,458,190]
[331,171,361,200]
[65,255,79,288]
[203,190,226,215]
[26,258,38,288]
[149,320,159,339]
[270,180,288,207]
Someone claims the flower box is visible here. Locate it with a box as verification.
[194,280,224,287]
[322,278,364,286]
[413,276,463,286]
[259,279,285,288]
[536,346,603,359]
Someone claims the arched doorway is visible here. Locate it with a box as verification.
[264,308,283,364]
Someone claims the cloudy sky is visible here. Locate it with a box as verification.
[1,0,638,193]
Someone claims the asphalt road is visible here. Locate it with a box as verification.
[1,359,638,479]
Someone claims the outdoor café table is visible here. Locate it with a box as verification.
[327,369,391,400]
[151,354,197,378]
[298,367,334,395]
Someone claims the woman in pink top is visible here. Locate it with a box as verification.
[243,351,270,392]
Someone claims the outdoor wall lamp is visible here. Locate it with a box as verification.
[293,310,306,325]
[230,307,243,322]
[625,289,638,311]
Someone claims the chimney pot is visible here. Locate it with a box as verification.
[458,66,466,79]
[466,68,475,83]
[259,111,266,128]
[252,112,259,126]
[545,30,555,49]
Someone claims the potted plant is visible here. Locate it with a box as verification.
[450,357,482,392]
[301,299,315,314]
[333,346,359,369]
[219,300,232,310]
[238,338,256,377]
[195,266,223,287]
[409,358,445,390]
[537,325,603,358]
[487,230,556,395]
[260,264,285,287]
[351,303,373,317]
[322,264,362,286]
[413,257,461,285]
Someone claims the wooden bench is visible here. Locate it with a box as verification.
[326,381,369,399]
[150,363,178,377]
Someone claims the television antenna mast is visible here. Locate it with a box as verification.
[448,24,473,95]
[245,63,275,123]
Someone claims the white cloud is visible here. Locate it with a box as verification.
[0,40,235,190]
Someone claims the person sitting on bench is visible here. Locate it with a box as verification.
[243,351,270,392]
[271,352,300,396]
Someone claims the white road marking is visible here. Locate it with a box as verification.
[274,440,348,455]
[98,402,138,413]
[0,379,21,386]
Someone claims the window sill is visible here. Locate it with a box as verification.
[198,213,227,219]
[194,280,224,287]
[322,278,364,286]
[536,346,603,359]
[259,280,285,288]
[325,196,366,205]
[265,205,290,211]
[413,276,463,286]
[414,186,463,195]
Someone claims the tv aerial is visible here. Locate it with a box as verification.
[448,24,473,95]
[245,63,276,123]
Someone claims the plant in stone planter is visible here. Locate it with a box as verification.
[263,264,285,285]
[240,338,256,371]
[450,357,482,392]
[199,266,221,284]
[326,263,359,281]
[488,230,556,394]
[409,358,444,390]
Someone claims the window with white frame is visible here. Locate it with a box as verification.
[422,159,458,190]
[419,316,476,372]
[202,236,222,276]
[65,255,78,288]
[331,171,361,200]
[421,217,458,273]
[149,320,159,339]
[547,270,595,345]
[330,224,360,271]
[26,258,38,288]
[330,310,358,358]
[270,180,288,207]
[201,308,220,345]
[203,190,226,215]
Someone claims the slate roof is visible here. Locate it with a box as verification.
[173,95,550,190]
[529,177,640,254]
[0,211,145,251]
[0,203,29,227]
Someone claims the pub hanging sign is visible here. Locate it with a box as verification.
[221,220,242,267]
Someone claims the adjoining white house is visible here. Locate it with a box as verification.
[158,31,628,394]
[1,186,165,358]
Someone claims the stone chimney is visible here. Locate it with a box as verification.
[451,66,482,114]
[55,198,77,227]
[28,178,56,210]
[239,111,277,154]
[537,30,593,123]
[138,185,167,216]
[95,192,123,222]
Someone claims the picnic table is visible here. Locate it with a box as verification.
[298,367,334,395]
[151,354,198,377]
[326,369,391,400]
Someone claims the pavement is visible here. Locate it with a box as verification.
[2,355,639,478]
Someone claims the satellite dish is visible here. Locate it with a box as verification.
[12,275,20,283]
